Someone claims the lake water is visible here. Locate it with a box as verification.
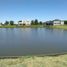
[0,28,67,56]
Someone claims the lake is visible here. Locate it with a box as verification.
[0,28,67,56]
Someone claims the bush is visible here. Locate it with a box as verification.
[10,21,14,25]
[64,21,67,24]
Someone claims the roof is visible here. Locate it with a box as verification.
[53,19,61,21]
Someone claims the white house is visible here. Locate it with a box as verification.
[18,20,31,26]
[61,21,64,25]
[46,19,64,25]
[18,21,22,25]
[22,20,31,26]
[53,19,64,25]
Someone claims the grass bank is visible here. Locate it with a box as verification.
[0,54,67,67]
[0,25,67,30]
[0,25,44,28]
[0,25,17,28]
[45,25,67,30]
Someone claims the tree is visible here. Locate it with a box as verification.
[4,21,9,25]
[31,20,35,25]
[64,21,67,24]
[0,23,3,25]
[10,21,14,25]
[39,21,42,25]
[34,19,38,25]
[31,19,39,25]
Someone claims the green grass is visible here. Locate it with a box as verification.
[0,54,67,67]
[0,25,44,28]
[16,25,44,28]
[46,25,67,30]
[0,25,67,30]
[0,25,16,28]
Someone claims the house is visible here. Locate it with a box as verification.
[46,21,53,25]
[46,19,64,25]
[18,21,22,25]
[22,20,31,26]
[18,20,31,26]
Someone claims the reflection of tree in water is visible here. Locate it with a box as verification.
[31,28,39,36]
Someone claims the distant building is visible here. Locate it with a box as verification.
[18,20,31,26]
[22,20,31,26]
[18,21,22,25]
[46,19,64,25]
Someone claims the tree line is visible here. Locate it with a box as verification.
[4,21,14,25]
[31,19,43,25]
[1,19,67,25]
[1,19,43,25]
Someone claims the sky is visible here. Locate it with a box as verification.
[0,0,67,23]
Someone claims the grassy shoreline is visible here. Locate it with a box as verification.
[0,25,44,28]
[0,54,67,67]
[0,25,67,30]
[45,25,67,30]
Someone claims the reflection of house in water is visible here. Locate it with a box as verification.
[46,19,64,25]
[18,20,31,26]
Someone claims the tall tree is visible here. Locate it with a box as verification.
[31,20,35,25]
[39,21,42,25]
[10,21,14,25]
[34,19,38,25]
[4,21,9,25]
[64,21,67,24]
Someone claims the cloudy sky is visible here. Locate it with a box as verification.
[0,0,67,23]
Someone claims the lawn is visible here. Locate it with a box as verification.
[0,25,44,28]
[46,25,67,30]
[0,25,16,28]
[0,54,67,67]
[0,25,67,30]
